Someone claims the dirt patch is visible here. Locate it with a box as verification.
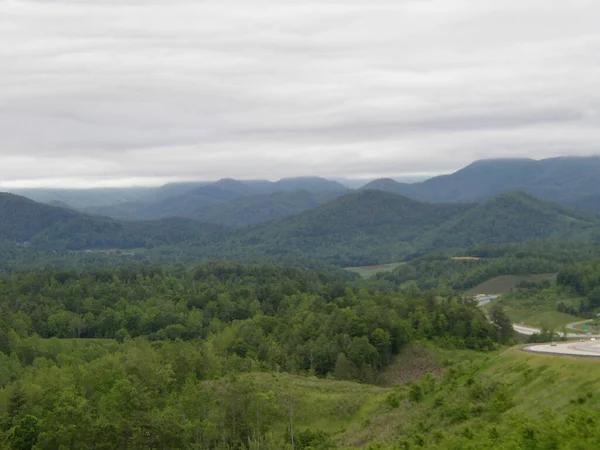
[379,344,445,386]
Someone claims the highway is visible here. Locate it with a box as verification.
[512,323,600,338]
[475,295,600,356]
[523,340,600,357]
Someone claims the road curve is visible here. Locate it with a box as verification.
[522,341,600,357]
[512,323,600,338]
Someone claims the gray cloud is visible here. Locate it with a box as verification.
[1,0,599,187]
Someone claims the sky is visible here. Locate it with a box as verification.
[1,0,599,188]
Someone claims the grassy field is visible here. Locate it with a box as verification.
[480,284,582,330]
[465,273,558,295]
[492,305,581,330]
[344,262,403,278]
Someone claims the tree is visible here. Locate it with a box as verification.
[490,303,514,344]
[114,328,131,344]
[8,415,38,450]
[333,353,356,380]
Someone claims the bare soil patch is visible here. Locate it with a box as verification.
[379,343,445,386]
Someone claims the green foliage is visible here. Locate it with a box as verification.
[295,429,336,450]
[7,415,38,450]
[490,303,515,344]
[0,262,506,449]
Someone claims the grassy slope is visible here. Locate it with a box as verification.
[465,273,558,295]
[230,343,600,448]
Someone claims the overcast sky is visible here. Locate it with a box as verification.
[1,0,599,187]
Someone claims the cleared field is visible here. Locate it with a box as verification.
[499,307,581,330]
[344,262,403,278]
[465,273,558,295]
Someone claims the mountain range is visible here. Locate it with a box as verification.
[361,156,600,207]
[7,156,600,228]
[2,185,599,267]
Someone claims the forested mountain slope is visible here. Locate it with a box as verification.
[225,190,600,265]
[0,192,226,250]
[363,156,600,210]
[3,189,600,267]
[188,189,343,227]
[420,191,600,250]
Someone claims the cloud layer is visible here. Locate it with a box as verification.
[1,0,599,187]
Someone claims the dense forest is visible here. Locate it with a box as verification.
[0,263,509,449]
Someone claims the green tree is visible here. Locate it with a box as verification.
[490,303,514,344]
[8,415,38,450]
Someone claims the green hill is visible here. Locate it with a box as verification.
[226,190,473,265]
[0,192,226,251]
[421,191,600,250]
[4,189,600,267]
[219,190,600,266]
[188,190,343,227]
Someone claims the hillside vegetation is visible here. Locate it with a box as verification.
[0,263,514,449]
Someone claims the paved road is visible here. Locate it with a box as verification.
[566,319,593,331]
[512,323,600,338]
[523,341,600,357]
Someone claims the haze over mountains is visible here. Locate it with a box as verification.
[6,156,600,223]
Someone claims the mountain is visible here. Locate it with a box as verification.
[83,177,349,221]
[360,178,419,198]
[226,190,473,266]
[188,190,344,227]
[8,187,154,209]
[362,156,600,209]
[420,191,600,250]
[565,193,600,215]
[4,188,600,268]
[0,192,226,251]
[273,176,348,193]
[221,190,600,266]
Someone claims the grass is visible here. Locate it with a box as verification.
[344,262,404,279]
[201,342,600,448]
[490,304,581,330]
[482,347,600,412]
[465,273,557,295]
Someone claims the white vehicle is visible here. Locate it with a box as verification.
[591,338,596,341]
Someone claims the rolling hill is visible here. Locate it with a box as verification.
[420,191,600,250]
[223,190,600,265]
[188,189,344,227]
[0,192,226,251]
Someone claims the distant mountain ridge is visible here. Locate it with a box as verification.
[2,188,599,266]
[81,177,349,221]
[7,155,600,229]
[362,156,600,207]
